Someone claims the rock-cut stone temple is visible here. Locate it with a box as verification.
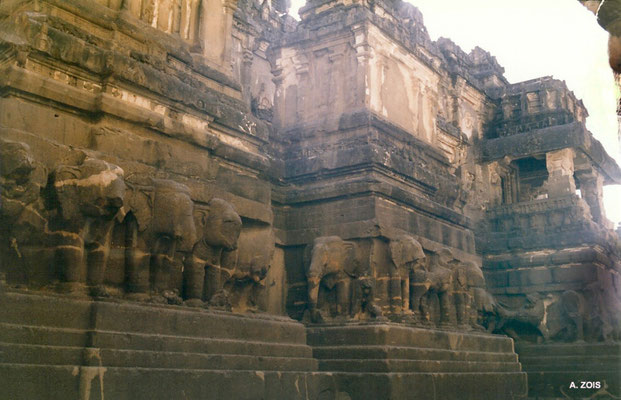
[1,0,620,399]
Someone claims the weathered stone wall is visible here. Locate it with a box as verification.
[1,0,620,356]
[3,0,618,328]
[1,0,620,398]
[0,0,285,313]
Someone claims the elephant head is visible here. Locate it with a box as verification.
[0,140,39,193]
[389,235,425,271]
[151,179,196,251]
[387,235,426,317]
[436,247,454,267]
[0,139,47,224]
[462,261,486,291]
[306,236,358,321]
[182,198,242,305]
[201,198,242,251]
[50,158,125,292]
[53,158,125,221]
[307,236,357,283]
[123,178,197,297]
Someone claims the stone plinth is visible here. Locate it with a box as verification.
[307,323,527,399]
[0,290,341,400]
[517,342,621,399]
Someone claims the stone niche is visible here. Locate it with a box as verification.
[0,0,620,399]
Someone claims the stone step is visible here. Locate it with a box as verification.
[0,342,317,371]
[516,342,621,357]
[90,330,314,358]
[0,292,92,329]
[317,358,522,373]
[0,323,312,358]
[523,363,619,373]
[0,342,85,366]
[0,292,307,344]
[313,345,518,363]
[0,291,528,399]
[0,364,528,400]
[526,371,621,398]
[520,354,619,367]
[0,364,338,400]
[0,322,88,348]
[91,301,307,344]
[516,343,621,398]
[307,323,515,353]
[330,371,528,400]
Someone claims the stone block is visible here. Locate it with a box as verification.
[484,271,509,288]
[517,343,621,399]
[0,365,81,400]
[307,324,516,354]
[508,267,552,287]
[551,264,597,283]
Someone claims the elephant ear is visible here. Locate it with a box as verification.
[31,161,48,191]
[52,165,81,221]
[342,241,360,276]
[389,239,404,268]
[303,242,313,273]
[560,290,583,315]
[390,235,425,268]
[480,290,496,313]
[124,181,153,232]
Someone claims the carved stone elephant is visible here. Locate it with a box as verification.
[413,248,454,325]
[220,229,275,312]
[184,198,242,306]
[0,140,46,220]
[124,178,196,301]
[0,140,48,284]
[306,236,360,322]
[222,254,271,312]
[472,287,498,331]
[558,290,586,341]
[388,235,426,317]
[462,261,487,329]
[49,158,125,295]
[546,288,611,343]
[493,293,549,342]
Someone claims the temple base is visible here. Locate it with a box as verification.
[0,290,527,399]
[0,290,340,400]
[307,323,528,399]
[518,342,621,399]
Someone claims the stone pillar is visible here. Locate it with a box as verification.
[488,163,503,206]
[578,172,606,223]
[198,0,238,73]
[544,148,576,198]
[352,23,370,110]
[294,58,310,124]
[240,49,254,104]
[180,0,200,44]
[154,0,174,32]
[122,0,142,18]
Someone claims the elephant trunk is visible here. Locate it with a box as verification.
[307,276,321,311]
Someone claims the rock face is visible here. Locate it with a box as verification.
[0,0,619,399]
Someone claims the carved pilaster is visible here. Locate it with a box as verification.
[352,23,371,109]
[198,0,238,74]
[577,170,607,224]
[179,0,200,44]
[544,148,576,198]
